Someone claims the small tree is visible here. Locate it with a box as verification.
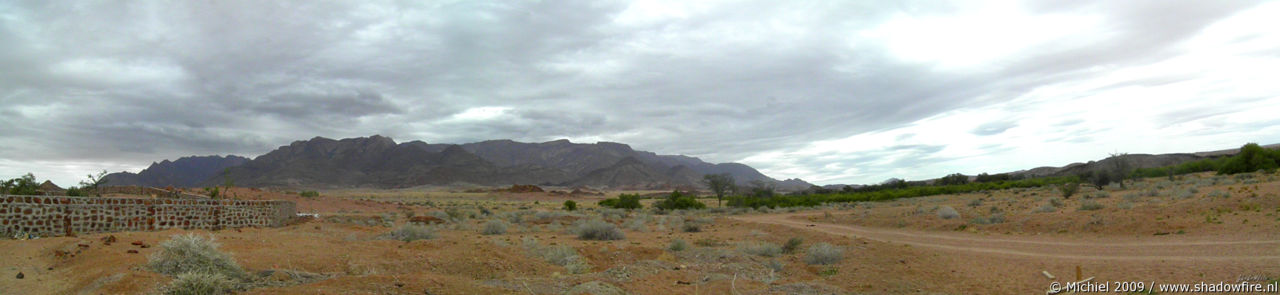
[562,200,577,211]
[653,190,705,210]
[746,180,775,199]
[80,170,109,196]
[937,173,969,186]
[2,173,39,195]
[702,173,735,207]
[1106,153,1130,189]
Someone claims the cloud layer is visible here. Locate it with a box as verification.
[3,0,1279,186]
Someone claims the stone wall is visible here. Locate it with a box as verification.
[0,195,296,238]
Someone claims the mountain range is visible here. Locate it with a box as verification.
[104,135,813,190]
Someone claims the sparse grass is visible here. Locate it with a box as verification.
[967,198,983,207]
[1123,192,1141,202]
[1208,190,1231,198]
[1048,197,1064,207]
[1091,191,1110,199]
[1078,200,1104,211]
[163,272,237,295]
[1035,203,1057,213]
[148,234,247,280]
[681,222,702,232]
[1117,201,1134,210]
[936,205,960,220]
[971,213,1005,225]
[804,243,844,265]
[389,224,437,242]
[668,239,688,252]
[695,238,727,247]
[763,260,784,272]
[522,238,592,274]
[575,219,625,240]
[740,242,783,257]
[481,220,508,235]
[782,237,803,254]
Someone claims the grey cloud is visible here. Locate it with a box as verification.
[971,121,1017,136]
[1,0,1273,185]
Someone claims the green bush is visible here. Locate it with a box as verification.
[1058,182,1080,199]
[575,219,624,240]
[562,200,577,211]
[148,234,247,280]
[65,186,84,197]
[299,191,320,198]
[653,190,705,210]
[804,243,844,265]
[598,194,642,209]
[726,176,1080,208]
[163,272,237,295]
[1,173,39,195]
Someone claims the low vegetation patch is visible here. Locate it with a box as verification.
[668,239,688,252]
[598,194,642,209]
[804,243,844,265]
[388,224,437,242]
[781,237,803,254]
[1078,200,1104,211]
[575,219,625,240]
[740,242,783,257]
[936,205,960,220]
[149,234,248,280]
[481,220,508,235]
[653,190,706,210]
[163,272,238,295]
[523,238,592,274]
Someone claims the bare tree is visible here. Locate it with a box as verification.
[80,170,108,196]
[702,173,735,207]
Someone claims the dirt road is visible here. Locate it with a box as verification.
[731,213,1280,261]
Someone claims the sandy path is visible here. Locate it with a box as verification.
[731,213,1280,261]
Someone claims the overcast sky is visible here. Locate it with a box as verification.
[3,0,1279,187]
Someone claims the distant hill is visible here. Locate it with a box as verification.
[103,155,250,187]
[108,135,808,190]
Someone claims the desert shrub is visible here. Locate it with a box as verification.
[1058,182,1080,199]
[1174,189,1195,200]
[1034,203,1057,213]
[681,222,701,233]
[299,191,319,198]
[1117,201,1134,209]
[1208,190,1231,198]
[1078,200,1104,211]
[668,239,689,251]
[1143,188,1161,197]
[598,194,642,210]
[936,205,960,220]
[1091,191,1110,199]
[148,234,247,280]
[389,224,437,242]
[972,214,1005,224]
[623,215,649,232]
[563,200,577,211]
[804,243,844,265]
[966,198,983,207]
[695,238,727,247]
[523,238,592,274]
[575,219,625,240]
[163,272,237,295]
[1048,197,1064,207]
[764,260,785,272]
[782,237,803,254]
[740,242,783,257]
[482,220,508,235]
[654,190,706,210]
[1122,192,1141,201]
